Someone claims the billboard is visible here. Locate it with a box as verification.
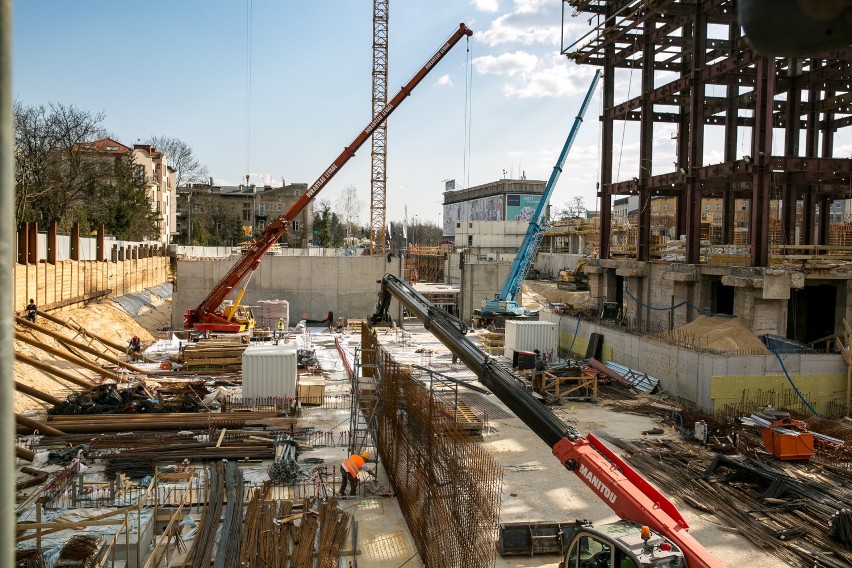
[443,194,505,236]
[505,194,542,222]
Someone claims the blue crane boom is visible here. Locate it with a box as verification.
[481,70,601,318]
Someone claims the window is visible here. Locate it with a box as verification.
[467,235,473,246]
[705,204,710,211]
[741,203,748,211]
[663,204,669,211]
[294,190,300,196]
[243,210,251,221]
[216,222,222,231]
[469,223,473,228]
[456,222,461,229]
[258,203,266,215]
[566,535,612,568]
[258,221,265,230]
[292,221,300,232]
[277,204,282,211]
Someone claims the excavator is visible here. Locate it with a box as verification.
[557,259,590,291]
[183,23,474,331]
[372,274,726,568]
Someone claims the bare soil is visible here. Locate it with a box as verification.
[14,297,172,413]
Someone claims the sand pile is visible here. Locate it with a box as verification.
[663,315,769,354]
[14,298,172,413]
[522,281,596,310]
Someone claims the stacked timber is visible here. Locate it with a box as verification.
[175,339,248,371]
[477,332,505,356]
[436,399,483,436]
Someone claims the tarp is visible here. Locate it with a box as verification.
[111,283,173,316]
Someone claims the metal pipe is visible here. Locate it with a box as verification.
[34,309,130,355]
[16,316,146,373]
[588,357,624,384]
[15,333,119,383]
[14,381,63,406]
[15,413,66,437]
[14,350,99,388]
[15,446,35,462]
[1,4,15,563]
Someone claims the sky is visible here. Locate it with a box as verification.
[13,1,624,227]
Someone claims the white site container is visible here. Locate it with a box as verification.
[242,344,298,398]
[504,320,557,361]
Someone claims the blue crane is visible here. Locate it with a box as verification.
[478,70,601,320]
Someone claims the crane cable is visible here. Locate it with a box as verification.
[245,0,253,182]
[463,35,473,191]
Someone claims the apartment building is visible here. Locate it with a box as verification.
[176,182,312,247]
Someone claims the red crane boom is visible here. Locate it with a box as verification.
[553,434,726,568]
[185,23,473,330]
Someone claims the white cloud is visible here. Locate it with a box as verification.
[502,56,598,99]
[472,0,500,13]
[477,13,560,47]
[514,0,548,15]
[434,74,454,87]
[473,51,538,77]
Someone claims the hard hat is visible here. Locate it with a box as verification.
[360,451,370,460]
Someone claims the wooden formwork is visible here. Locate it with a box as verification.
[522,366,598,403]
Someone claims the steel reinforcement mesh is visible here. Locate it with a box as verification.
[362,330,503,567]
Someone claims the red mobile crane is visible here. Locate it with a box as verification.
[184,23,474,331]
[372,275,726,568]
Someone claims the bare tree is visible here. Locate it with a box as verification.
[335,185,363,244]
[144,135,209,188]
[14,101,108,224]
[556,195,587,220]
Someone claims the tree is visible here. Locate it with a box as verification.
[312,199,345,247]
[557,195,587,220]
[14,101,108,225]
[90,154,159,240]
[144,135,209,188]
[335,184,363,244]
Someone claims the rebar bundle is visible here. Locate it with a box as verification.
[601,435,852,567]
[58,535,100,568]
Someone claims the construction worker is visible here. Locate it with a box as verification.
[25,299,37,323]
[127,336,141,361]
[339,451,374,497]
[277,317,285,339]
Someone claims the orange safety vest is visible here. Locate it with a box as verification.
[341,454,366,478]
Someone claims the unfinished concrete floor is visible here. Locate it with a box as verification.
[372,322,782,567]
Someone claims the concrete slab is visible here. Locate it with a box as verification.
[373,324,783,567]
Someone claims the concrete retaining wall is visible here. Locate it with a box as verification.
[174,254,403,328]
[544,311,847,414]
